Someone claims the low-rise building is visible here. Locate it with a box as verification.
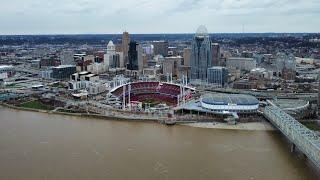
[0,65,15,79]
[87,63,107,74]
[68,81,106,95]
[249,68,273,80]
[69,71,105,95]
[226,57,256,72]
[31,59,41,69]
[52,65,76,80]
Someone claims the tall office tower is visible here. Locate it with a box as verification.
[190,25,213,83]
[138,46,143,71]
[163,56,182,77]
[107,40,116,55]
[104,41,116,68]
[179,48,192,79]
[152,41,169,57]
[122,31,130,66]
[212,43,221,66]
[127,41,143,71]
[207,66,228,87]
[109,54,121,68]
[104,41,124,69]
[142,54,148,68]
[183,48,191,66]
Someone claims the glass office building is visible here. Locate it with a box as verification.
[207,66,228,87]
[190,25,213,83]
[128,42,139,71]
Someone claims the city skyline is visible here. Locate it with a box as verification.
[1,0,320,35]
[1,0,320,178]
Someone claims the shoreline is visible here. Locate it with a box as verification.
[0,103,275,131]
[0,103,159,122]
[183,122,276,131]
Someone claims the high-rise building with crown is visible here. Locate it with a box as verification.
[190,25,213,83]
[104,41,124,69]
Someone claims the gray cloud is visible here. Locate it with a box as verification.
[0,0,319,34]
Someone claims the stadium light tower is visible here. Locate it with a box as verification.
[128,84,131,111]
[183,75,186,105]
[185,74,188,86]
[122,85,126,110]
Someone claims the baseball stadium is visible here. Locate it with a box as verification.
[109,81,195,107]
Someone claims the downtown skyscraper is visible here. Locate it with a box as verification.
[190,25,213,83]
[122,31,130,67]
[127,41,143,71]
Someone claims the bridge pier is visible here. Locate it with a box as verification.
[290,143,296,153]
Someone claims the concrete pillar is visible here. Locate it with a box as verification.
[291,143,296,153]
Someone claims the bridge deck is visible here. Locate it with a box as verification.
[264,104,320,168]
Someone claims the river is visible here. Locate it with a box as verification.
[0,107,319,180]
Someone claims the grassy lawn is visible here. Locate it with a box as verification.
[50,83,66,88]
[20,100,53,111]
[6,84,23,88]
[301,122,320,131]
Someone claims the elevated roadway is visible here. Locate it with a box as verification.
[263,101,320,169]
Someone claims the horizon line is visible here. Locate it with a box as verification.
[0,32,319,36]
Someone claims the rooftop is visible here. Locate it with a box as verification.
[195,25,209,37]
[202,93,259,106]
[0,65,14,69]
[85,74,97,77]
[208,66,227,70]
[53,65,75,69]
[79,71,90,75]
[271,99,309,110]
[228,57,255,61]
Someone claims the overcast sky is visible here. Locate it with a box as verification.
[1,0,319,35]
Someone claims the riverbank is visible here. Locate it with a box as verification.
[0,103,159,122]
[0,102,275,131]
[183,121,276,131]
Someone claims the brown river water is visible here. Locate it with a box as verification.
[0,107,319,180]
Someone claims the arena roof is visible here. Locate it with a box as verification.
[270,99,309,110]
[0,65,14,70]
[202,93,259,106]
